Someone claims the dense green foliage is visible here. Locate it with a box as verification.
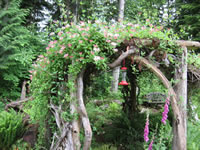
[176,0,200,41]
[0,109,24,149]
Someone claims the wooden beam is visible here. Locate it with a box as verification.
[176,40,200,48]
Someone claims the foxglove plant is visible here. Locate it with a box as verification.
[161,98,170,124]
[148,139,154,150]
[144,114,149,142]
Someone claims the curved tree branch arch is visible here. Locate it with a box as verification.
[109,46,186,150]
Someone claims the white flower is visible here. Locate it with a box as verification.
[113,48,118,52]
[108,33,113,37]
[93,47,100,52]
[111,42,117,47]
[94,56,101,61]
[114,34,119,37]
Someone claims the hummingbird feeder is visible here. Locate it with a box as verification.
[119,59,129,86]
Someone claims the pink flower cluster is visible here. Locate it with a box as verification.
[144,115,149,142]
[148,139,154,150]
[161,98,170,124]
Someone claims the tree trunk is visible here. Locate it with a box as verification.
[118,0,125,21]
[20,80,27,100]
[111,66,120,92]
[127,66,137,112]
[69,73,81,150]
[111,0,125,92]
[77,68,92,150]
[172,46,187,150]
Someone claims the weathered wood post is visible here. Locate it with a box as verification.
[172,46,187,150]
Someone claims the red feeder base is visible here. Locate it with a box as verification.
[119,81,129,86]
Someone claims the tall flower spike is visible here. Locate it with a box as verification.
[161,98,170,124]
[144,114,149,142]
[148,138,154,150]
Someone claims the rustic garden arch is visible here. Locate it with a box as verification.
[6,37,200,150]
[108,40,200,150]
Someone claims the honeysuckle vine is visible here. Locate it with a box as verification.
[28,20,189,149]
[30,20,179,84]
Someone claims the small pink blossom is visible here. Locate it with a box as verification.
[141,26,146,30]
[91,51,94,55]
[80,21,85,26]
[85,27,89,31]
[53,40,57,44]
[68,43,72,47]
[80,57,84,59]
[89,40,93,42]
[146,19,150,22]
[58,31,63,36]
[46,47,50,50]
[79,40,83,44]
[61,45,66,50]
[30,75,33,80]
[79,52,82,55]
[39,55,44,58]
[50,41,54,45]
[59,50,63,54]
[69,56,73,58]
[59,37,63,40]
[64,54,69,58]
[106,40,111,43]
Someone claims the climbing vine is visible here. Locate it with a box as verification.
[27,19,182,148]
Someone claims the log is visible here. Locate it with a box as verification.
[108,47,137,68]
[5,97,32,111]
[176,40,200,48]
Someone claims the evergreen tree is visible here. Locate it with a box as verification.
[0,0,45,99]
[176,0,200,41]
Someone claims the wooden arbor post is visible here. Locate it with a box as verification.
[173,46,187,150]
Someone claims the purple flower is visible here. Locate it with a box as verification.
[144,116,149,142]
[148,139,154,150]
[161,98,170,124]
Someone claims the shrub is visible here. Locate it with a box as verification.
[0,109,24,149]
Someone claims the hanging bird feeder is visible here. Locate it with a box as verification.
[119,59,129,86]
